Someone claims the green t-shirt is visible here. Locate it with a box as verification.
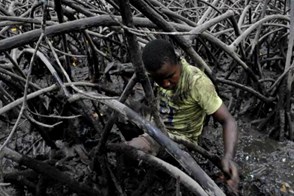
[156,58,222,143]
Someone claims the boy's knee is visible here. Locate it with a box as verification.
[126,133,160,155]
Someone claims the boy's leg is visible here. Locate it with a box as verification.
[126,133,160,155]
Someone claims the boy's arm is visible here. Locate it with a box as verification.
[212,103,238,159]
[212,103,239,191]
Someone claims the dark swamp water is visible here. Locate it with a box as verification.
[206,119,294,196]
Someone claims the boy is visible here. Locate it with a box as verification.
[128,39,239,190]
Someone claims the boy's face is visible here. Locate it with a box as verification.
[148,62,181,90]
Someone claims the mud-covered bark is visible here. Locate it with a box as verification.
[118,0,167,135]
[2,147,101,196]
[107,143,209,196]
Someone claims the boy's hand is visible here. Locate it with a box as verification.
[221,157,239,194]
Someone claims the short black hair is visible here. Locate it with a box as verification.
[142,39,177,72]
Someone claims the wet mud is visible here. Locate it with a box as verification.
[204,119,294,195]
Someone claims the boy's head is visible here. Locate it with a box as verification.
[142,39,181,90]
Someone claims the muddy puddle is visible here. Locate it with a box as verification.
[236,124,294,195]
[202,119,294,195]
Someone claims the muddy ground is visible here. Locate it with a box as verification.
[204,118,294,195]
[1,99,293,196]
